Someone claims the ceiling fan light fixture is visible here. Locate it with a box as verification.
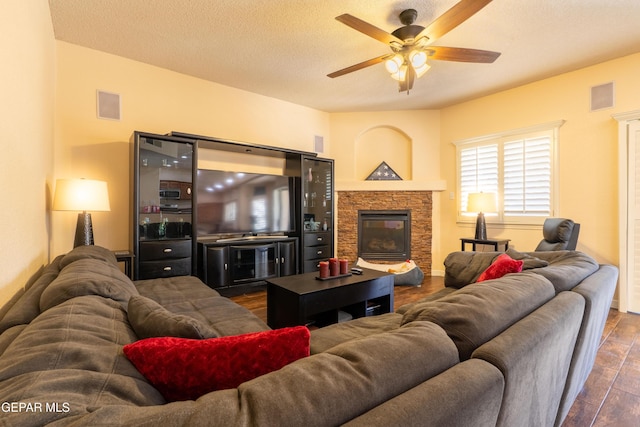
[409,50,427,68]
[413,61,431,78]
[384,54,404,74]
[390,64,408,81]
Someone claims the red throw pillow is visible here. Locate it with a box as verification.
[476,253,524,282]
[123,326,310,401]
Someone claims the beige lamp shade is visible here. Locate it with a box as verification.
[467,192,497,213]
[53,179,111,212]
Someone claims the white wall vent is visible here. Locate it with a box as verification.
[97,90,121,121]
[590,82,615,112]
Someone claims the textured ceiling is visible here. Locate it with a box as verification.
[49,0,640,112]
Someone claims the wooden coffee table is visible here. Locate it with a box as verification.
[266,268,394,329]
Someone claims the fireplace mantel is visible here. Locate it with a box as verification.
[336,180,446,192]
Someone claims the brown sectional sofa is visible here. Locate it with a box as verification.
[0,246,617,426]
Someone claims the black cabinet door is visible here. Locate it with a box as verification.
[132,131,196,280]
[301,157,334,273]
[278,240,297,277]
[205,246,229,289]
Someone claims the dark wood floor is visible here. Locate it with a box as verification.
[230,276,640,426]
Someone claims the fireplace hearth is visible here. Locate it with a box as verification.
[358,210,411,261]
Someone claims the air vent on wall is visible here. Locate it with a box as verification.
[590,82,615,112]
[97,90,121,121]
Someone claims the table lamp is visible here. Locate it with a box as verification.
[467,192,497,240]
[53,179,111,247]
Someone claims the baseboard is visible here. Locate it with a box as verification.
[431,269,445,277]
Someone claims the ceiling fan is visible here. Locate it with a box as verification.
[327,0,501,93]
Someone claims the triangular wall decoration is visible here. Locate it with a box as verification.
[366,161,402,181]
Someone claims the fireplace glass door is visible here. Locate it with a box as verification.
[358,210,411,261]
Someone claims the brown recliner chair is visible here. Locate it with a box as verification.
[535,218,580,251]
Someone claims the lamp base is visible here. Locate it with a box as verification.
[474,212,487,241]
[74,212,95,247]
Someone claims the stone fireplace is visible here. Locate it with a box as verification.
[338,191,432,273]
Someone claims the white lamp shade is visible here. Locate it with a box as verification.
[384,54,403,74]
[467,192,496,213]
[409,50,427,68]
[53,179,111,212]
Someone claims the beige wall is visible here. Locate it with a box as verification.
[3,6,639,309]
[0,1,55,306]
[52,42,331,258]
[438,53,640,274]
[330,111,441,183]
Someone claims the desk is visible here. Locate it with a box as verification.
[460,238,510,252]
[113,250,134,280]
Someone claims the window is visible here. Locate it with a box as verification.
[455,120,564,225]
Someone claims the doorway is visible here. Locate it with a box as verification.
[616,111,640,313]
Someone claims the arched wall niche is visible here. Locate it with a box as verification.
[354,125,413,180]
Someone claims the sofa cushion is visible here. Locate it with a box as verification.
[59,244,118,269]
[476,253,524,282]
[54,321,461,426]
[472,291,585,427]
[135,276,270,336]
[40,257,138,312]
[443,251,498,288]
[401,272,556,360]
[444,250,598,293]
[0,295,163,426]
[0,256,62,335]
[526,250,600,293]
[505,248,550,269]
[310,312,403,354]
[342,359,504,427]
[123,326,310,401]
[127,295,218,339]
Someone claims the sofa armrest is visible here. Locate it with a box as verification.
[472,292,584,427]
[556,264,618,425]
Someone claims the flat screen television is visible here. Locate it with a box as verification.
[196,169,295,236]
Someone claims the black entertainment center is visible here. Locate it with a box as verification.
[131,131,334,293]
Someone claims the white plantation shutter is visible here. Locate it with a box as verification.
[460,144,498,212]
[455,121,562,224]
[503,136,552,216]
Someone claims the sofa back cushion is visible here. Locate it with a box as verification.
[59,244,118,269]
[40,254,138,312]
[0,296,163,426]
[401,272,555,360]
[444,251,497,288]
[526,250,599,293]
[0,256,63,336]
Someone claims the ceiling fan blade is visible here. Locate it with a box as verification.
[336,14,404,45]
[417,0,493,44]
[327,54,391,78]
[427,46,500,63]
